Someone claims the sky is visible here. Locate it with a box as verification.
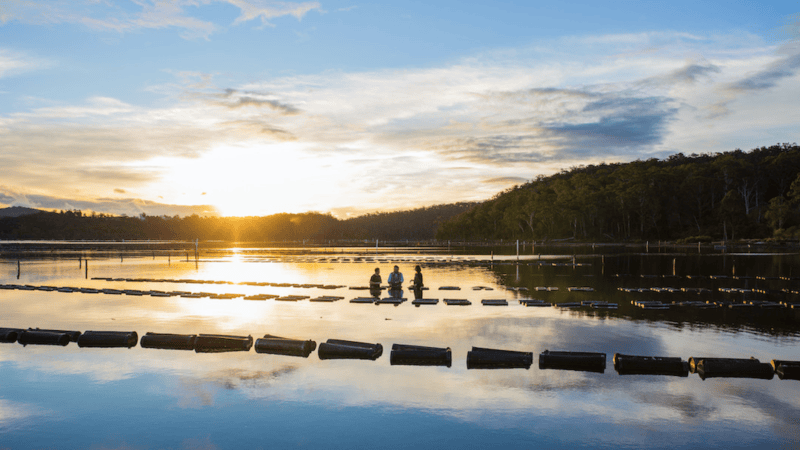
[0,1,798,218]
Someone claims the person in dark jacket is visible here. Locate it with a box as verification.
[412,265,424,300]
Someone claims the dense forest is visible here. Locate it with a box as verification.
[0,202,475,242]
[437,143,800,242]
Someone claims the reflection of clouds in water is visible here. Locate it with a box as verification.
[718,383,800,442]
[633,391,717,421]
[0,399,47,432]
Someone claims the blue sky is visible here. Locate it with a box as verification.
[1,1,798,217]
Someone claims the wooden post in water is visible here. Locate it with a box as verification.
[79,258,82,269]
[17,260,20,279]
[516,240,519,262]
[673,258,676,277]
[85,260,88,279]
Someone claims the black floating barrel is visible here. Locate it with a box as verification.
[255,334,317,357]
[539,350,606,373]
[17,330,71,347]
[27,328,81,342]
[140,332,197,351]
[695,357,774,380]
[318,339,382,360]
[77,330,138,348]
[194,334,253,353]
[390,343,452,367]
[771,360,800,380]
[0,327,24,343]
[613,353,688,377]
[467,347,533,369]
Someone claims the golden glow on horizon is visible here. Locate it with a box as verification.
[140,142,336,217]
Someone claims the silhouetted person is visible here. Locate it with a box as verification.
[412,265,423,300]
[369,267,382,298]
[387,265,404,299]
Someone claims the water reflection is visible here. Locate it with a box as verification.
[1,247,799,448]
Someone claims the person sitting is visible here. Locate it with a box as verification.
[369,267,382,298]
[370,268,381,288]
[387,265,404,297]
[412,265,423,289]
[412,265,424,300]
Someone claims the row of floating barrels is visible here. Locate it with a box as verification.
[614,274,800,281]
[1,327,797,380]
[90,277,345,290]
[0,283,604,307]
[8,282,798,310]
[632,299,794,310]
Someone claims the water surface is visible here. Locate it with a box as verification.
[1,245,799,449]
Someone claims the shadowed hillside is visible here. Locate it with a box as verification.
[436,143,800,242]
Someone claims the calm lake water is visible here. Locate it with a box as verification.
[1,243,799,449]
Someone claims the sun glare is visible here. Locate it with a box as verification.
[141,142,339,217]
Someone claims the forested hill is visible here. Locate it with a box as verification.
[436,143,800,242]
[0,202,476,242]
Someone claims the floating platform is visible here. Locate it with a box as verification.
[692,357,774,380]
[466,347,533,369]
[443,299,471,306]
[438,286,461,290]
[375,297,406,305]
[539,350,606,373]
[77,330,138,348]
[613,353,688,376]
[194,334,253,353]
[520,299,551,307]
[481,299,508,306]
[140,332,197,351]
[17,330,72,347]
[412,298,439,306]
[390,344,452,367]
[26,328,81,342]
[255,334,316,357]
[275,295,309,301]
[318,339,382,360]
[310,296,344,302]
[567,287,594,292]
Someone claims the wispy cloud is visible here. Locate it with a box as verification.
[0,48,50,78]
[0,0,321,39]
[229,0,321,25]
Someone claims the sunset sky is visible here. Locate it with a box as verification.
[1,1,798,218]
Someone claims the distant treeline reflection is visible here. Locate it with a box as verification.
[0,203,475,241]
[438,143,800,242]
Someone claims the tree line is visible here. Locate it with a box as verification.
[0,203,476,242]
[436,143,800,242]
